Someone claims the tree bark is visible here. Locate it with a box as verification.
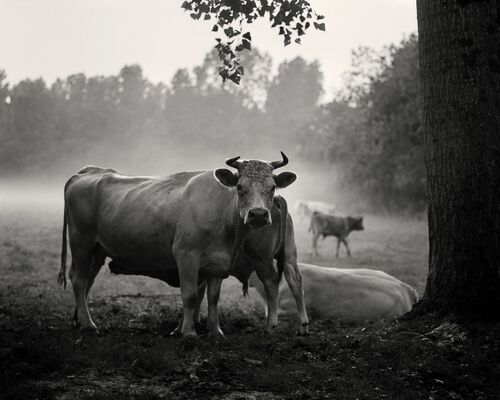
[416,0,500,319]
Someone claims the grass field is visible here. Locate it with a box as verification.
[1,198,499,399]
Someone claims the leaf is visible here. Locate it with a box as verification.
[314,22,326,31]
[242,39,251,50]
[190,12,201,20]
[181,1,192,11]
[242,32,252,41]
[212,24,218,32]
[295,38,301,44]
[229,72,241,84]
[317,14,325,20]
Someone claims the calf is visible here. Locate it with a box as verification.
[309,211,364,257]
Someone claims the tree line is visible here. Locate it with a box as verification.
[0,35,422,212]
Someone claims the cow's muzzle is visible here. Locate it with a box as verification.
[245,208,271,228]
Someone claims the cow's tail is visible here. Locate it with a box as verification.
[57,196,68,289]
[274,195,288,281]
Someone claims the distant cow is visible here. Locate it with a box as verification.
[294,200,337,219]
[250,263,418,321]
[58,153,297,338]
[309,212,364,257]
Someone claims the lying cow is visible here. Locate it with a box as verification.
[294,200,337,219]
[58,152,297,338]
[249,263,418,321]
[309,212,364,257]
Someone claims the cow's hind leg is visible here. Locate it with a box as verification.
[69,238,98,333]
[72,245,106,328]
[336,237,341,257]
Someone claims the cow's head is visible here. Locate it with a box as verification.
[214,152,296,228]
[347,216,364,231]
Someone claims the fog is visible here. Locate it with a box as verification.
[0,144,352,216]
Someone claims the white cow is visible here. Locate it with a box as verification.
[294,200,337,219]
[249,263,418,321]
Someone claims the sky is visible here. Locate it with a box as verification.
[0,0,417,99]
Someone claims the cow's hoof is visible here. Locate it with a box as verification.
[76,326,99,344]
[266,325,278,334]
[208,329,225,341]
[181,331,199,338]
[296,326,310,336]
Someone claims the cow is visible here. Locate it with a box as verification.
[195,196,309,335]
[57,152,297,338]
[294,200,337,219]
[249,263,418,321]
[309,212,364,257]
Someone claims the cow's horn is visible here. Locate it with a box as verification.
[270,151,289,169]
[226,155,243,169]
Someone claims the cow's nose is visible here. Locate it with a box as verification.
[248,208,269,220]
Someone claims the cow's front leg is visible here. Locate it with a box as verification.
[284,261,309,336]
[194,280,207,325]
[206,277,224,338]
[176,253,200,337]
[342,238,352,257]
[172,280,207,336]
[255,261,279,333]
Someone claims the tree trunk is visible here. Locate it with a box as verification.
[416,0,500,319]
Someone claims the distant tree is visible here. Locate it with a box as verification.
[301,36,423,211]
[0,70,10,133]
[2,79,57,173]
[181,0,325,83]
[265,57,323,147]
[194,48,273,110]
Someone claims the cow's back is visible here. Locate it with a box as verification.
[64,166,206,271]
[311,212,346,237]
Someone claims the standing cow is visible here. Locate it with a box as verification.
[198,196,309,335]
[309,211,364,257]
[58,153,296,337]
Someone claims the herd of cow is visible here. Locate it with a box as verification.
[57,153,418,338]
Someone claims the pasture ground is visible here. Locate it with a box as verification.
[1,202,499,399]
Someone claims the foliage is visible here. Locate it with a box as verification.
[0,50,322,177]
[181,0,325,84]
[300,34,423,211]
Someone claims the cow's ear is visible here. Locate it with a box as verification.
[274,171,297,188]
[214,169,238,187]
